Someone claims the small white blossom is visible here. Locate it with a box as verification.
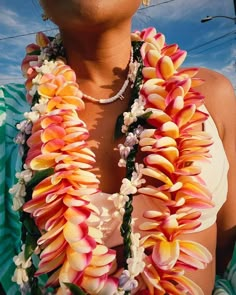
[127,232,145,277]
[12,245,32,287]
[108,193,129,216]
[38,96,49,105]
[133,125,144,137]
[125,132,139,147]
[32,73,42,85]
[9,181,26,211]
[36,60,56,75]
[131,97,145,117]
[121,124,128,134]
[122,96,146,134]
[118,158,127,168]
[28,84,38,97]
[24,110,40,123]
[120,178,138,196]
[31,102,47,115]
[128,61,140,86]
[131,163,146,188]
[16,120,31,134]
[9,167,33,211]
[118,144,131,162]
[123,111,137,128]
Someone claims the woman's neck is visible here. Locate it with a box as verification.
[60,25,132,98]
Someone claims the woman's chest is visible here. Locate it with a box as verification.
[78,101,128,193]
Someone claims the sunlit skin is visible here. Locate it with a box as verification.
[21,1,236,294]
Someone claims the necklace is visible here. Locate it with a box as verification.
[82,48,134,104]
[12,28,214,295]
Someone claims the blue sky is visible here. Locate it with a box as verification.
[0,0,235,89]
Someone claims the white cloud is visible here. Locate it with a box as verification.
[0,8,23,29]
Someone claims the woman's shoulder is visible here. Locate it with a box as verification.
[196,67,234,96]
[195,67,236,139]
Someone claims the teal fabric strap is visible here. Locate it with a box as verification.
[0,84,29,295]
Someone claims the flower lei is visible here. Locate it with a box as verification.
[11,27,214,295]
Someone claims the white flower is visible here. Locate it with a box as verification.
[131,163,146,188]
[24,110,40,123]
[125,132,139,147]
[37,60,56,75]
[123,111,137,128]
[9,167,33,211]
[118,144,131,163]
[12,245,32,287]
[28,84,38,97]
[39,96,49,105]
[130,97,145,117]
[9,181,26,211]
[128,61,140,86]
[120,178,138,196]
[121,124,128,134]
[17,165,33,183]
[108,193,129,216]
[118,158,127,168]
[127,233,145,277]
[122,96,146,133]
[31,102,47,115]
[32,73,42,85]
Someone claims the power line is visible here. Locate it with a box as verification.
[187,29,236,52]
[0,1,176,42]
[0,28,58,41]
[189,37,235,55]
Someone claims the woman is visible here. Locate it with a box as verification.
[0,0,235,294]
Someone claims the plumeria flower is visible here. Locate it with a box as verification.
[12,245,32,287]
